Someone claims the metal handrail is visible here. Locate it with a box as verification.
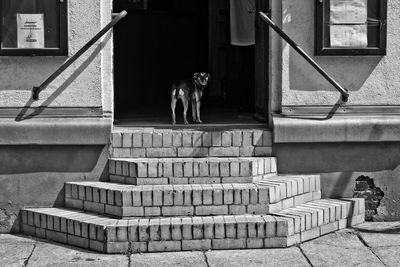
[259,12,349,102]
[32,11,127,100]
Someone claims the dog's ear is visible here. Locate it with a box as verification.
[206,73,211,80]
[193,73,200,80]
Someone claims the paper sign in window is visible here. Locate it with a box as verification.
[17,14,45,49]
[330,0,367,24]
[330,24,368,47]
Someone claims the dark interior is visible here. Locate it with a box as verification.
[113,0,255,124]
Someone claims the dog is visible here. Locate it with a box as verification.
[171,72,210,125]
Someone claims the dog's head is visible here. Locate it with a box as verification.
[193,72,211,87]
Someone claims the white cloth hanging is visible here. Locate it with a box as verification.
[230,0,255,46]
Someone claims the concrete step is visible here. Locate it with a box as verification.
[21,198,365,253]
[111,129,272,158]
[109,157,277,185]
[64,175,321,218]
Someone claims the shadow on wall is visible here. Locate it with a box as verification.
[274,141,400,220]
[275,142,400,175]
[3,188,65,233]
[0,145,110,232]
[275,142,400,195]
[319,170,400,221]
[0,145,109,175]
[14,32,112,122]
[282,1,382,93]
[289,51,382,93]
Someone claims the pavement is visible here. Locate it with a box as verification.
[1,222,399,267]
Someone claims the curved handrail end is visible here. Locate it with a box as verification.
[342,92,349,103]
[32,87,40,100]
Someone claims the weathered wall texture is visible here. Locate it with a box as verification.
[278,0,400,106]
[0,0,113,110]
[323,171,400,221]
[274,142,400,221]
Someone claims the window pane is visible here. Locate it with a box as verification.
[366,0,380,47]
[1,0,59,49]
[322,0,381,49]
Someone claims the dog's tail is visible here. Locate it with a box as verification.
[171,84,179,100]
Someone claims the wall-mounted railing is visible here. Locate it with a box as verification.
[32,11,127,100]
[259,11,349,102]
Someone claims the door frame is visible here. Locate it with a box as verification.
[254,0,270,122]
[111,0,270,123]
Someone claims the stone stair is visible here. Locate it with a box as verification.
[110,128,272,158]
[108,157,276,185]
[21,198,365,253]
[21,128,365,253]
[64,174,320,218]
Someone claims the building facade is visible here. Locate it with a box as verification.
[0,0,398,241]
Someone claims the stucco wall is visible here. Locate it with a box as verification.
[0,0,113,111]
[0,145,109,233]
[274,142,400,221]
[276,0,400,107]
[0,0,113,233]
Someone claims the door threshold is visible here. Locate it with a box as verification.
[113,122,269,131]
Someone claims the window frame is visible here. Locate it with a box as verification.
[0,0,68,56]
[315,0,387,56]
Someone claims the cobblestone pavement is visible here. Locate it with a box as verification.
[1,222,399,267]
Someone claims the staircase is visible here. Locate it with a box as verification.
[21,128,365,253]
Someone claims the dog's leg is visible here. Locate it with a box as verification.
[182,98,189,125]
[171,95,177,125]
[191,99,197,122]
[196,100,202,123]
[194,92,202,123]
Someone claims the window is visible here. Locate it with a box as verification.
[0,0,67,56]
[315,0,387,56]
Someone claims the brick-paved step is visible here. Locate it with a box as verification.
[109,157,277,185]
[21,198,365,253]
[64,175,321,218]
[271,198,365,244]
[111,129,272,158]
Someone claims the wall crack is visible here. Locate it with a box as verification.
[355,232,387,267]
[23,240,37,267]
[126,242,133,267]
[203,251,211,267]
[297,245,314,267]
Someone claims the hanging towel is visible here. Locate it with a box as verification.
[230,0,255,46]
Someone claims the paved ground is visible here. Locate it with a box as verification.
[1,222,399,267]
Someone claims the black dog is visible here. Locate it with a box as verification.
[171,72,210,125]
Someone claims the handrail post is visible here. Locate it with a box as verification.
[259,12,349,102]
[32,10,127,100]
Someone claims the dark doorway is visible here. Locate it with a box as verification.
[113,0,265,126]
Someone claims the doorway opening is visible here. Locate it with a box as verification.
[113,0,268,126]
